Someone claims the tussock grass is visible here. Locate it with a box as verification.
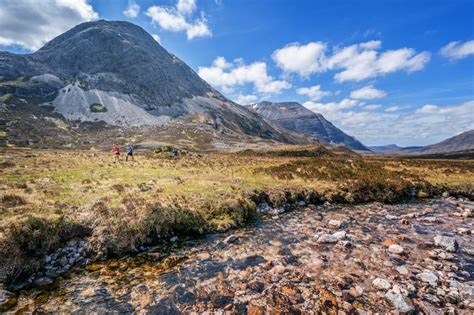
[0,147,473,287]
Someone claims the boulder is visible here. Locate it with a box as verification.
[372,278,391,290]
[433,235,458,252]
[416,270,439,287]
[385,290,414,313]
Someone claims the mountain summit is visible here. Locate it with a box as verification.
[0,20,296,146]
[249,101,369,151]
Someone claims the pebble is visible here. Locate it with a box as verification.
[388,244,404,254]
[372,278,391,290]
[317,233,338,244]
[328,220,343,229]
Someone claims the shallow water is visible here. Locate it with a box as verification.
[10,199,474,313]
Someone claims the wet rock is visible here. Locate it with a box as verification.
[317,233,338,244]
[328,220,343,229]
[385,290,414,313]
[396,265,409,275]
[34,276,53,286]
[271,274,281,283]
[224,234,238,244]
[0,289,17,311]
[462,248,474,256]
[434,235,458,252]
[332,231,347,240]
[257,202,272,214]
[372,278,391,290]
[423,293,441,305]
[388,244,404,254]
[416,270,439,287]
[145,297,180,315]
[248,281,265,293]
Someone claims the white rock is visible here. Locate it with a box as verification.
[385,290,414,313]
[396,265,409,275]
[317,233,338,244]
[416,270,439,287]
[332,231,347,240]
[434,235,458,252]
[388,244,404,254]
[328,220,343,229]
[372,278,392,290]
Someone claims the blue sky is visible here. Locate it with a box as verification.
[0,0,473,146]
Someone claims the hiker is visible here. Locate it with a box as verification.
[126,143,134,161]
[111,144,120,163]
[171,147,178,158]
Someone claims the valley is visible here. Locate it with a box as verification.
[0,147,473,312]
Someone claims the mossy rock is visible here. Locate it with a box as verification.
[89,103,107,113]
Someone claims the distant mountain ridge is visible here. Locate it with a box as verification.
[371,130,474,155]
[249,101,369,151]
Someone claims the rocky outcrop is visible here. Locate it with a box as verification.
[250,101,369,150]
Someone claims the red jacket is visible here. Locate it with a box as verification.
[112,146,120,154]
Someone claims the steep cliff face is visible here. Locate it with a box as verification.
[250,101,369,151]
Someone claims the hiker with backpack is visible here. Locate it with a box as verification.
[111,144,120,163]
[126,143,134,161]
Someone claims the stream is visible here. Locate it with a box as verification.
[8,198,474,313]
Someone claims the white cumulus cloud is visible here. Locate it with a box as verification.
[440,40,474,60]
[198,57,291,96]
[0,0,98,51]
[146,0,211,40]
[350,85,387,100]
[177,0,196,15]
[123,0,140,18]
[272,42,327,77]
[296,85,331,101]
[303,97,474,146]
[272,40,430,82]
[233,94,258,105]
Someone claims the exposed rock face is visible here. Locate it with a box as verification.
[0,20,294,143]
[249,101,369,150]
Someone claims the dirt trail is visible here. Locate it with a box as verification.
[9,198,474,313]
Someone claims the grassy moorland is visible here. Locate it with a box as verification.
[0,146,473,286]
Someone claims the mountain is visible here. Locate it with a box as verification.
[370,130,474,156]
[369,144,405,154]
[249,101,369,151]
[0,20,302,149]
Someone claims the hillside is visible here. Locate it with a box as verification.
[0,20,302,149]
[371,130,474,156]
[249,101,369,151]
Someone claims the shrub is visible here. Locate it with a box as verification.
[89,103,107,113]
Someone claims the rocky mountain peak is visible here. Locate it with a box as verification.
[250,101,369,151]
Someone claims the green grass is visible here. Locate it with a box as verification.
[0,147,473,287]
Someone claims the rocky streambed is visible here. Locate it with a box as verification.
[3,197,474,313]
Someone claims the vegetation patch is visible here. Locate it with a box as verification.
[0,148,472,289]
[89,103,108,113]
